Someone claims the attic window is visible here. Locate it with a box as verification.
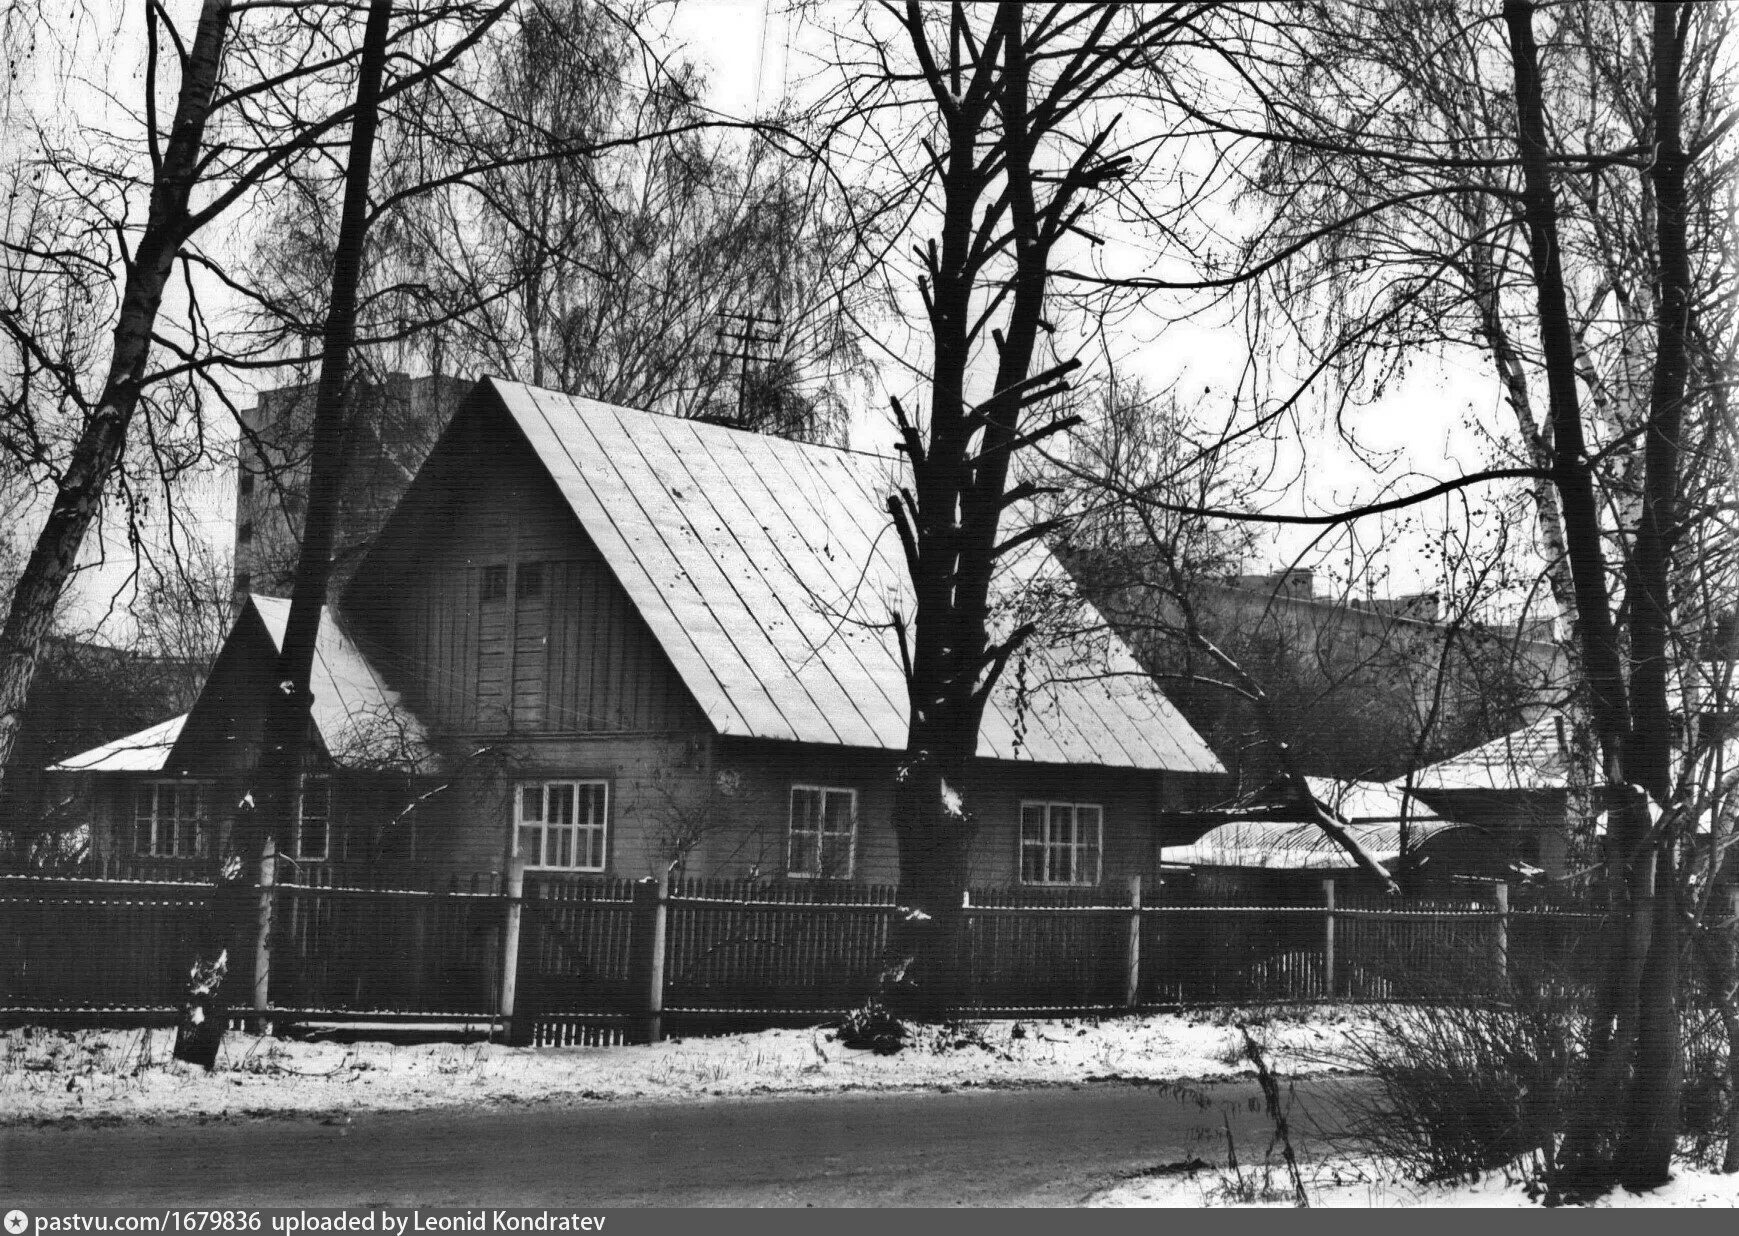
[481,565,508,602]
[516,562,545,600]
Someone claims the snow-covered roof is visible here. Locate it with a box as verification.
[1305,776,1440,823]
[248,595,436,773]
[49,713,187,773]
[1163,819,1466,870]
[487,378,1222,772]
[1406,713,1569,792]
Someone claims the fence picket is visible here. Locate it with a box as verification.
[2,873,1619,1024]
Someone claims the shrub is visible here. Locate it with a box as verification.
[1325,977,1585,1186]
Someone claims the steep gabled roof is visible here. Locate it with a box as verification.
[49,713,187,772]
[481,378,1220,772]
[53,598,437,776]
[246,596,436,773]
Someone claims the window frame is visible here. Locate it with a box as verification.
[514,778,610,872]
[787,785,858,880]
[293,772,332,862]
[1019,800,1104,887]
[480,564,509,602]
[134,779,213,859]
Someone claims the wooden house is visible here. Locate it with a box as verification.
[53,378,1225,890]
[1160,776,1501,897]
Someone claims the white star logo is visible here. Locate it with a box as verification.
[4,1209,28,1235]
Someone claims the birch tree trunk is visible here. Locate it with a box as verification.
[0,0,233,786]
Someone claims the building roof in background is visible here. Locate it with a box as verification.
[489,378,1222,772]
[1406,713,1567,792]
[248,596,437,774]
[1162,818,1467,870]
[48,714,187,773]
[1304,776,1441,823]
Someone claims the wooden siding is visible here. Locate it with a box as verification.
[347,411,708,740]
[694,738,1201,890]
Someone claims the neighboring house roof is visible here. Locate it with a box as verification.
[488,378,1221,772]
[1406,713,1568,792]
[247,595,436,773]
[1304,776,1441,823]
[48,713,187,772]
[47,598,436,776]
[1163,818,1466,869]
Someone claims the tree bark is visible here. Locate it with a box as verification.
[0,0,233,787]
[1613,1,1693,1189]
[244,0,395,872]
[1503,0,1691,1194]
[885,2,1048,1016]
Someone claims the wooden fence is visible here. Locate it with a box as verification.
[2,867,1621,1037]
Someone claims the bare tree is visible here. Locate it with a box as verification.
[816,2,1259,1013]
[0,0,517,802]
[1099,0,1737,1192]
[244,0,870,443]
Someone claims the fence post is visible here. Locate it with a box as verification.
[1322,879,1336,999]
[1493,882,1510,989]
[633,869,669,1044]
[499,858,525,1044]
[1124,875,1143,1009]
[251,836,277,1035]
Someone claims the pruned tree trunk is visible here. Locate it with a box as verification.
[0,0,233,789]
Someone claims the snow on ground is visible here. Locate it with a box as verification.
[3,1006,1362,1123]
[9,1007,1735,1207]
[1088,1157,1739,1208]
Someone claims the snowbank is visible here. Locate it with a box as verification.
[3,1007,1366,1124]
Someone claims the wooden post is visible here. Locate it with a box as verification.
[1124,874,1143,1009]
[1322,879,1336,999]
[251,836,276,1035]
[499,858,525,1043]
[633,869,669,1044]
[1493,882,1510,989]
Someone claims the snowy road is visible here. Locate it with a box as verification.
[4,1079,1370,1207]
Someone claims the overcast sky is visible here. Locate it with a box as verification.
[48,0,1521,641]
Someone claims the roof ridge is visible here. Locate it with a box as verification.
[484,376,904,466]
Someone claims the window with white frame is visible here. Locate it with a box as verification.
[789,786,856,878]
[134,780,211,858]
[1020,801,1103,885]
[294,774,331,861]
[516,780,608,871]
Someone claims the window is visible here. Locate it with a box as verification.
[516,561,545,600]
[1020,801,1102,885]
[239,472,255,497]
[134,780,211,858]
[789,786,856,878]
[516,780,608,871]
[481,564,508,602]
[294,774,331,861]
[237,521,255,545]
